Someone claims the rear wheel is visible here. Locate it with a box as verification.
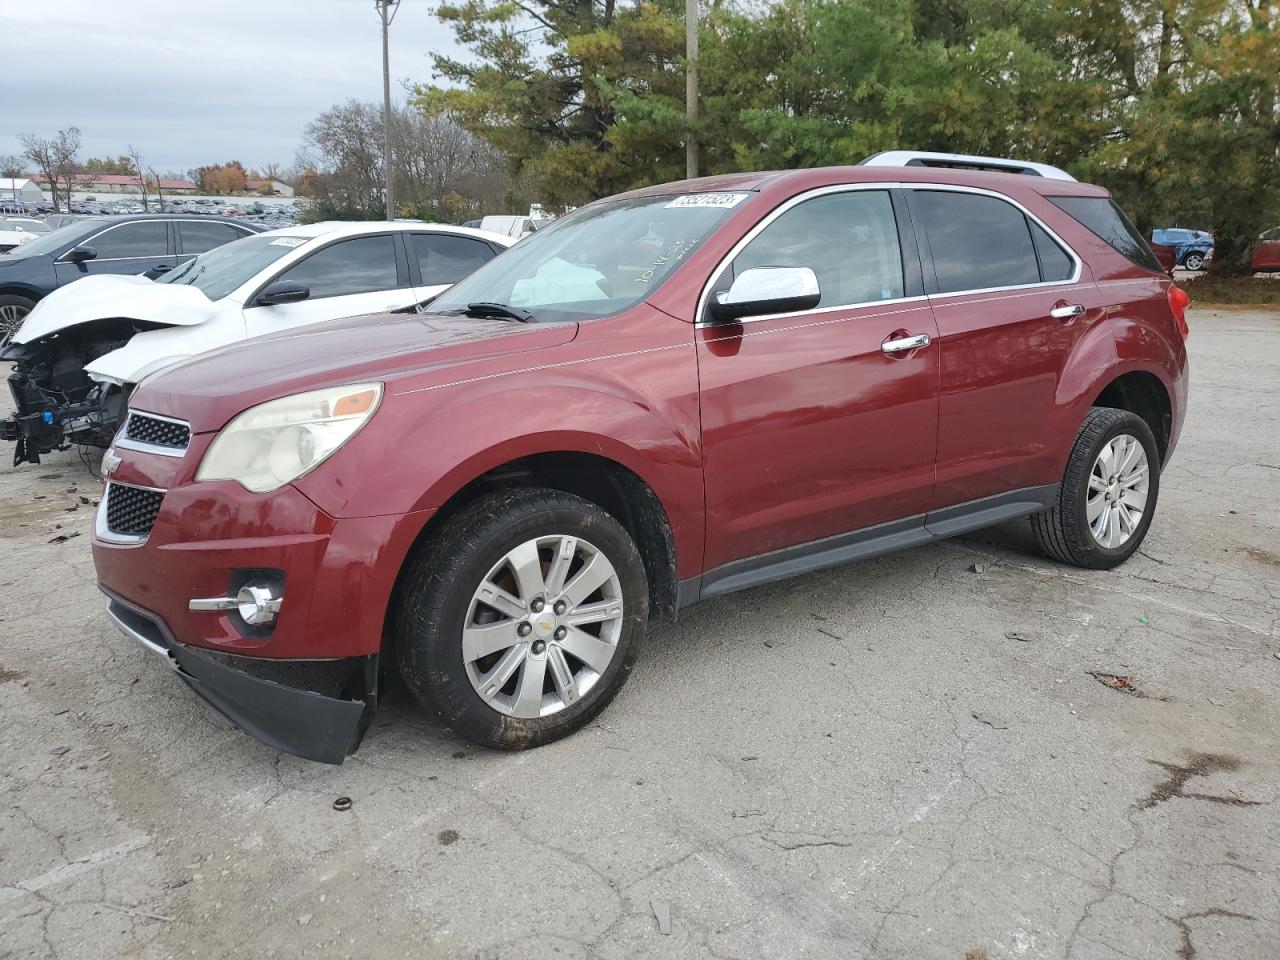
[1183,251,1205,271]
[1031,407,1160,569]
[0,294,36,345]
[395,488,648,749]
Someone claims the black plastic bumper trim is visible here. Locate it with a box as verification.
[100,586,374,765]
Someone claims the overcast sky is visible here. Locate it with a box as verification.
[1,0,464,174]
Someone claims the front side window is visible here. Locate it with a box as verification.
[413,233,496,285]
[429,194,746,323]
[87,221,169,259]
[1049,196,1163,273]
[279,235,400,298]
[916,191,1040,293]
[180,220,244,254]
[724,190,904,309]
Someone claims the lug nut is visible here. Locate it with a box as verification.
[553,600,567,615]
[530,598,545,613]
[531,640,546,654]
[554,626,568,641]
[517,622,532,637]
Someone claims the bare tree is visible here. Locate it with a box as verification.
[20,127,82,213]
[148,167,165,212]
[127,144,148,211]
[0,155,24,179]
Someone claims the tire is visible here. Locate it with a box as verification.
[0,294,37,344]
[1183,252,1205,271]
[394,487,649,750]
[1031,407,1161,569]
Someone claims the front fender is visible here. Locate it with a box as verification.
[295,373,704,579]
[84,307,245,384]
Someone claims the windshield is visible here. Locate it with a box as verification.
[155,233,309,301]
[0,220,100,258]
[430,193,751,323]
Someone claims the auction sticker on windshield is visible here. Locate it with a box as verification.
[665,193,749,209]
[269,237,307,247]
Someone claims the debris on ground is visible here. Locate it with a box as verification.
[332,796,353,812]
[49,745,71,756]
[438,829,459,845]
[972,713,1008,730]
[1087,671,1166,700]
[48,531,80,544]
[652,899,672,935]
[1004,631,1033,642]
[817,627,844,640]
[967,562,986,574]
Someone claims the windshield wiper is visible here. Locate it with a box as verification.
[465,301,535,323]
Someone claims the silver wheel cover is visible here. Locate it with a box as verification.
[0,302,29,346]
[463,535,624,718]
[1086,433,1150,549]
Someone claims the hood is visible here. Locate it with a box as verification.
[131,311,580,433]
[13,274,216,344]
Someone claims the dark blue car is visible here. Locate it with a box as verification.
[1151,228,1213,271]
[0,214,262,339]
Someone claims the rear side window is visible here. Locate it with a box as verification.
[180,220,244,254]
[1029,221,1074,282]
[412,233,496,285]
[1049,196,1162,272]
[88,221,169,259]
[915,191,1040,293]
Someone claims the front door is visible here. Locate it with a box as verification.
[244,233,414,338]
[697,187,939,573]
[54,219,175,283]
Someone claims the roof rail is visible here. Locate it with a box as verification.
[859,150,1076,182]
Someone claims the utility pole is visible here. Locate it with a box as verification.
[685,0,699,180]
[376,0,399,221]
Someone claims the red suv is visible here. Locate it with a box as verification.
[92,154,1189,763]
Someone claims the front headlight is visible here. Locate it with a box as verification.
[196,383,382,493]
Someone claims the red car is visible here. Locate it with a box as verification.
[92,152,1189,762]
[1254,227,1280,271]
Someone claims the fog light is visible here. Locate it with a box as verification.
[190,584,284,625]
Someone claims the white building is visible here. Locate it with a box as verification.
[0,178,44,205]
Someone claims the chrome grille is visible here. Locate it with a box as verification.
[124,412,190,450]
[104,483,164,538]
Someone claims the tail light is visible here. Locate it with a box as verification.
[1168,285,1190,339]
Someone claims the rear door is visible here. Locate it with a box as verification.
[908,187,1101,510]
[697,186,939,573]
[406,232,501,305]
[53,219,175,283]
[243,233,413,338]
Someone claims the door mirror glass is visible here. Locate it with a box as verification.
[254,279,311,306]
[65,245,97,263]
[709,266,820,322]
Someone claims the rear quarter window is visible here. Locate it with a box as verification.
[1049,196,1163,273]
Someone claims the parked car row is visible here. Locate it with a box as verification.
[80,151,1191,764]
[0,220,513,462]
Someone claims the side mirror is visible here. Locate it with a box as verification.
[708,266,821,323]
[254,280,311,306]
[65,245,97,263]
[143,264,173,280]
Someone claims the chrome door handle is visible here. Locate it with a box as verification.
[1050,303,1085,320]
[881,333,931,354]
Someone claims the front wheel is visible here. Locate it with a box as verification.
[395,488,649,749]
[1183,251,1205,271]
[1031,407,1160,569]
[0,294,36,345]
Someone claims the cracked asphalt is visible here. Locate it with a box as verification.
[2,307,1278,960]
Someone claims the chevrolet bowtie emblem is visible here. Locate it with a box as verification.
[101,449,122,477]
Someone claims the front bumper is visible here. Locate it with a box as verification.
[103,587,376,764]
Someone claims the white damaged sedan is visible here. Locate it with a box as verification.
[0,221,513,464]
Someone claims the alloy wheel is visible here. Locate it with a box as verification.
[462,535,624,718]
[0,303,29,345]
[1086,433,1150,548]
